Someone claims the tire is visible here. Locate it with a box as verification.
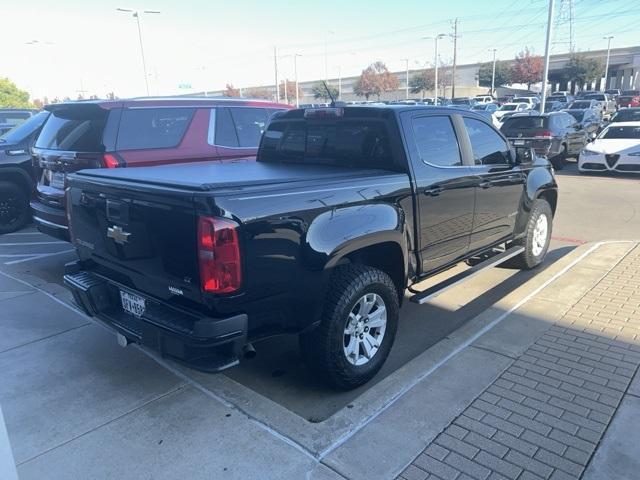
[507,199,553,270]
[0,181,30,235]
[551,144,567,170]
[299,264,399,390]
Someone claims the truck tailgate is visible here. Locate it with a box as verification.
[67,177,201,304]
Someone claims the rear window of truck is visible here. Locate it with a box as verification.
[259,119,395,169]
[36,106,108,151]
[116,108,195,150]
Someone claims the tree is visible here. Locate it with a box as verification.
[279,80,302,104]
[561,54,604,91]
[511,48,543,90]
[245,87,271,100]
[409,71,434,98]
[223,84,240,97]
[353,61,399,100]
[0,78,32,108]
[311,82,338,101]
[478,60,512,89]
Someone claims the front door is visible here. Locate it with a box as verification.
[401,112,477,273]
[461,116,526,252]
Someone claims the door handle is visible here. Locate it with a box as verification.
[424,186,443,196]
[478,181,492,189]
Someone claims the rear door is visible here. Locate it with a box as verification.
[462,116,525,251]
[401,111,476,273]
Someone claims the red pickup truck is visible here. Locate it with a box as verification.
[31,97,290,240]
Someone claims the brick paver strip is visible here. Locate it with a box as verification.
[398,245,640,480]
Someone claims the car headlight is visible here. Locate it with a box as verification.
[581,149,599,156]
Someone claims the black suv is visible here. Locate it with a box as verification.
[0,111,49,234]
[500,111,587,169]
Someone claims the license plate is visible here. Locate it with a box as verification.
[120,290,146,318]
[50,171,66,189]
[513,140,525,146]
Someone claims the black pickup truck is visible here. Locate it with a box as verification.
[64,106,558,389]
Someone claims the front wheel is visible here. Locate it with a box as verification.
[507,199,553,270]
[299,264,399,390]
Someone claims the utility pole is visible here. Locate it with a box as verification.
[540,0,555,114]
[569,0,574,52]
[336,66,342,100]
[401,59,410,99]
[274,46,280,102]
[489,49,497,97]
[451,18,458,98]
[422,34,448,105]
[602,36,614,91]
[284,79,288,104]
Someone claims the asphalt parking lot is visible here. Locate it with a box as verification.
[2,161,639,424]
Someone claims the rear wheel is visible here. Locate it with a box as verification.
[0,181,30,235]
[299,264,399,390]
[507,199,553,270]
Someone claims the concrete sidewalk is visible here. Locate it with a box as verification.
[1,241,639,479]
[399,242,640,480]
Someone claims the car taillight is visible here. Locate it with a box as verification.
[198,216,242,294]
[103,153,121,168]
[534,130,553,138]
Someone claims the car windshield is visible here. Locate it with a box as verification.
[599,126,640,139]
[513,98,531,103]
[585,94,605,101]
[621,90,639,96]
[499,104,518,111]
[0,111,48,143]
[0,111,31,125]
[570,101,591,109]
[566,111,585,121]
[451,99,470,105]
[611,110,640,122]
[471,105,486,110]
[501,117,546,130]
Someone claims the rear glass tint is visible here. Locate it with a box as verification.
[36,106,108,151]
[116,108,194,150]
[501,117,547,130]
[259,119,395,169]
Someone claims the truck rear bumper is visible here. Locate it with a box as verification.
[63,267,248,373]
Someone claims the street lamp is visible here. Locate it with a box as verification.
[540,0,555,114]
[489,49,498,97]
[281,53,302,107]
[401,59,410,100]
[602,36,614,92]
[423,34,448,106]
[116,7,160,96]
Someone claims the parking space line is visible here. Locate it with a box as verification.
[3,249,76,266]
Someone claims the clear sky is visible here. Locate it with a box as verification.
[2,0,638,100]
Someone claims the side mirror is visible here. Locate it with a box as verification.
[514,147,534,164]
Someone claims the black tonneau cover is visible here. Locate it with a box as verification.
[72,158,393,192]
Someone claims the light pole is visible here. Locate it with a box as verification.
[274,46,279,102]
[540,0,555,114]
[602,36,614,92]
[401,59,410,99]
[293,54,301,107]
[336,66,342,100]
[423,34,447,105]
[117,8,160,96]
[489,49,497,97]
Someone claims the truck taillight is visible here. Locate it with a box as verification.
[198,216,242,294]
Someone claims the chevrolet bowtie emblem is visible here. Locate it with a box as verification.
[107,225,131,245]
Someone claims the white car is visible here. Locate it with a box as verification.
[474,95,494,104]
[512,96,539,107]
[579,122,640,174]
[493,102,530,122]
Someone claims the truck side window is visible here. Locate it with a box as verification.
[214,107,240,147]
[464,118,510,165]
[229,107,270,148]
[411,115,462,167]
